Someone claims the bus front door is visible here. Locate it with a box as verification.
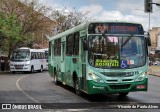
[61,42,65,82]
[81,38,87,91]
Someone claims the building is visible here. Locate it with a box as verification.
[149,27,160,51]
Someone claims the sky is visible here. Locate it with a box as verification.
[39,0,160,31]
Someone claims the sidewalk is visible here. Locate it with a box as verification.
[148,66,160,77]
[0,70,10,74]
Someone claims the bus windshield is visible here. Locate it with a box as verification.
[10,49,30,61]
[88,35,146,69]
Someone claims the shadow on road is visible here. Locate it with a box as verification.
[53,82,139,103]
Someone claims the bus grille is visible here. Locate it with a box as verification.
[15,65,24,69]
[101,72,131,77]
[109,84,131,90]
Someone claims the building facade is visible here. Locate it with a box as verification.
[149,27,160,51]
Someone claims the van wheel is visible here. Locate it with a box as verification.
[30,66,34,73]
[74,78,82,96]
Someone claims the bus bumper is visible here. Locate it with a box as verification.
[86,78,148,94]
[10,66,31,72]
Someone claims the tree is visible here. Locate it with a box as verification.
[0,0,91,57]
[0,0,55,56]
[0,12,22,57]
[51,7,91,35]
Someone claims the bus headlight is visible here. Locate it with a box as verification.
[88,73,105,83]
[135,72,147,82]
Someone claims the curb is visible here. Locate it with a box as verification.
[149,73,160,77]
[148,67,160,77]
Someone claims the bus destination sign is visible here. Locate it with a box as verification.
[88,23,144,34]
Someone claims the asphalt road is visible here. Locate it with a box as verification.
[0,71,160,112]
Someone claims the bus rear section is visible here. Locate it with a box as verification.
[10,47,48,73]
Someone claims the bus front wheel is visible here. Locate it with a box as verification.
[74,78,82,96]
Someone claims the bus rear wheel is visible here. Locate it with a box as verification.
[38,65,43,72]
[119,92,129,97]
[54,73,59,85]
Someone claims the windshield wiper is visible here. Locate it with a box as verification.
[121,34,133,47]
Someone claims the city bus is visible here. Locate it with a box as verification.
[48,21,151,96]
[10,47,48,73]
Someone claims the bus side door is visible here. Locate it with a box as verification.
[61,42,65,80]
[80,37,87,91]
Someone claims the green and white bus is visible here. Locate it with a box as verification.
[48,21,151,96]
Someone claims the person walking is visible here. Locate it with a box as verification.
[0,56,5,71]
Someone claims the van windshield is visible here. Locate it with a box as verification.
[10,49,30,61]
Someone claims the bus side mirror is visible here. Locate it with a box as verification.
[83,40,88,51]
[145,32,151,46]
[147,36,151,46]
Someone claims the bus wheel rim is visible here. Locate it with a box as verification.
[54,75,57,83]
[75,80,80,93]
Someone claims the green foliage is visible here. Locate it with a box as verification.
[0,14,21,41]
[0,12,24,56]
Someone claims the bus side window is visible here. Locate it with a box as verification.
[38,52,41,59]
[54,39,61,56]
[40,52,42,59]
[42,52,44,59]
[35,53,37,59]
[31,52,34,60]
[73,32,79,55]
[83,38,88,51]
[66,34,73,55]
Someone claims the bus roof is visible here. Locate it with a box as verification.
[49,20,143,41]
[15,47,48,52]
[49,22,87,41]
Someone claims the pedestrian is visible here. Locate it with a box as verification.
[0,56,5,71]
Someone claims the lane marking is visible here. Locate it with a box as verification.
[16,75,40,103]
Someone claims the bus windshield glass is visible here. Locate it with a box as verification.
[88,35,146,69]
[10,49,30,61]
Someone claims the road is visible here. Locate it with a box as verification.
[0,71,160,112]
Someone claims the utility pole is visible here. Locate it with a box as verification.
[144,0,160,30]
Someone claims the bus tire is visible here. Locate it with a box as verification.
[30,66,34,73]
[74,78,82,96]
[54,74,59,85]
[119,92,129,97]
[12,71,15,74]
[53,71,59,85]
